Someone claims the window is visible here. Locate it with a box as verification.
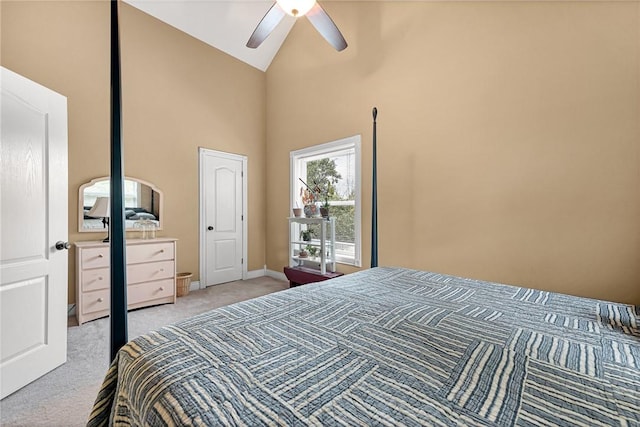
[290,135,361,266]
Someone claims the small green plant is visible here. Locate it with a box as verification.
[300,228,315,241]
[306,245,318,257]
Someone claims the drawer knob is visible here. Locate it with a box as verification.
[159,287,165,291]
[160,268,164,272]
[98,254,104,258]
[98,277,103,280]
[160,249,165,253]
[97,297,104,302]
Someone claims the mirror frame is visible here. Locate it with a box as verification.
[78,176,164,233]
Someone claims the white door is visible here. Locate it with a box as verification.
[0,67,68,399]
[200,149,246,286]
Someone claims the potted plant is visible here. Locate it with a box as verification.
[300,186,318,217]
[307,245,318,258]
[300,228,315,242]
[320,198,330,218]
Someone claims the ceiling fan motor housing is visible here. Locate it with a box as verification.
[247,0,347,52]
[276,0,316,17]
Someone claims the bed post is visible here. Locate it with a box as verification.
[110,0,128,361]
[371,107,378,268]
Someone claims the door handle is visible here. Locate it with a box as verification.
[207,226,214,231]
[55,241,70,250]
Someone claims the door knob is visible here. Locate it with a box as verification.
[55,241,70,250]
[207,226,214,231]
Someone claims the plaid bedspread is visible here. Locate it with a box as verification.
[88,267,640,426]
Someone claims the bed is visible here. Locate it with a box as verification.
[88,266,640,426]
[96,6,639,423]
[83,207,159,230]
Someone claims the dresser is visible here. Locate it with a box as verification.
[75,238,177,325]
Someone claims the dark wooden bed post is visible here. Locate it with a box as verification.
[371,107,378,268]
[110,0,128,361]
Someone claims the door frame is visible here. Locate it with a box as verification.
[198,147,248,288]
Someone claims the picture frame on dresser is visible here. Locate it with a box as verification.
[75,238,177,325]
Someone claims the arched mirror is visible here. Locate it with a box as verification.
[78,176,163,232]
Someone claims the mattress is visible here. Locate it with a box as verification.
[88,267,640,426]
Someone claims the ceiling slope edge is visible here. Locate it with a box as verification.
[124,0,296,72]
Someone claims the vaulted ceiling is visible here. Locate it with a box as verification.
[123,0,298,71]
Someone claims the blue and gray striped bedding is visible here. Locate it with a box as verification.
[88,267,640,426]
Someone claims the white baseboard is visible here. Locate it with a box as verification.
[245,267,287,282]
[266,269,287,282]
[190,280,200,291]
[246,267,265,280]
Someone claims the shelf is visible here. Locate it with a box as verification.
[292,240,333,246]
[288,216,332,223]
[291,256,323,262]
[288,216,336,275]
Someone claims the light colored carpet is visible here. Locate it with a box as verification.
[0,276,289,426]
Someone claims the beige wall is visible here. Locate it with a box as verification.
[3,0,639,306]
[266,1,640,304]
[1,1,266,304]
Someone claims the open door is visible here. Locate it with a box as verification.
[0,67,68,399]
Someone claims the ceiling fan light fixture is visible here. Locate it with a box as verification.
[276,0,316,17]
[247,0,346,51]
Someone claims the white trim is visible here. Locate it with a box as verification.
[246,267,266,280]
[290,136,360,159]
[198,148,248,289]
[199,149,206,289]
[353,138,362,267]
[266,269,288,282]
[290,135,362,267]
[190,280,201,292]
[242,157,248,281]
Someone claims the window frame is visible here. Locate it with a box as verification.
[290,135,362,267]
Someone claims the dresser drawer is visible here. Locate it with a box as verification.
[127,260,174,284]
[82,289,110,315]
[128,278,174,306]
[81,267,109,292]
[127,242,174,264]
[81,247,110,269]
[75,238,177,325]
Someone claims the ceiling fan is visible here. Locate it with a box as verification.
[247,0,347,51]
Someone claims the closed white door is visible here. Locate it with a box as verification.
[200,149,245,286]
[0,67,68,399]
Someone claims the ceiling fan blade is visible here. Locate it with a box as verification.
[246,3,286,49]
[305,3,347,52]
